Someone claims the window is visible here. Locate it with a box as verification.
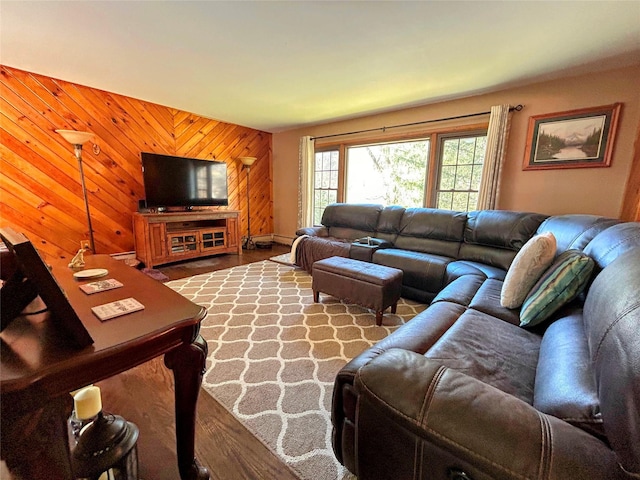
[313,149,339,225]
[346,140,430,207]
[312,124,487,216]
[434,133,487,211]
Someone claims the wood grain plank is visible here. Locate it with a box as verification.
[1,65,272,259]
[114,94,175,153]
[620,122,640,221]
[0,120,135,254]
[0,94,138,217]
[174,116,217,153]
[0,177,84,259]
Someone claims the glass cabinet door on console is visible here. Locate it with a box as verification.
[168,231,199,256]
[200,228,226,252]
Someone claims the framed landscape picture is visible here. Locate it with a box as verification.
[523,103,621,170]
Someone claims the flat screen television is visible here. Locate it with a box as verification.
[141,152,229,209]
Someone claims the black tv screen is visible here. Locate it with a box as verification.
[141,152,229,208]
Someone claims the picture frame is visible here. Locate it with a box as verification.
[0,227,94,348]
[523,103,621,170]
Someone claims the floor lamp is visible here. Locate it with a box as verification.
[240,157,256,250]
[56,129,97,253]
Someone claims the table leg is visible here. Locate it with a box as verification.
[164,333,210,480]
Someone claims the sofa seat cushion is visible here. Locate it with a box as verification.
[534,309,604,440]
[433,276,520,325]
[337,301,467,383]
[445,259,507,284]
[468,279,521,326]
[432,275,485,306]
[373,248,452,297]
[424,309,541,403]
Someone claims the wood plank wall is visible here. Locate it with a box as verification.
[0,65,272,262]
[620,122,640,221]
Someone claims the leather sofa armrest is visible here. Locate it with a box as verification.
[353,349,620,480]
[295,226,328,237]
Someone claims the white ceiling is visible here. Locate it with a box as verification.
[2,1,639,133]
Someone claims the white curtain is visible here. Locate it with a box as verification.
[477,104,511,210]
[297,136,315,229]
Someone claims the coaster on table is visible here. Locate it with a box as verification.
[91,297,144,321]
[79,278,123,295]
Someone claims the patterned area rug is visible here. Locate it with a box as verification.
[167,261,426,480]
[269,251,294,266]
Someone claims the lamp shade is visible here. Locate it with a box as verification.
[239,156,256,167]
[56,130,94,145]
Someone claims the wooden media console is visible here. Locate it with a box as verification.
[133,210,242,268]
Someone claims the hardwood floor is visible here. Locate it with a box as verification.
[157,243,290,281]
[97,244,300,480]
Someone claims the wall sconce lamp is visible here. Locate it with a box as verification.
[56,129,97,253]
[239,157,257,250]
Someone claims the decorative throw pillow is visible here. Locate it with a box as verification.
[501,232,557,309]
[520,250,595,328]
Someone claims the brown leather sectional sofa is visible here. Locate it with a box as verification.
[294,203,640,480]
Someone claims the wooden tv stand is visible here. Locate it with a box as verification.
[133,210,242,268]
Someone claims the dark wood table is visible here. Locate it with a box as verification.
[0,254,210,480]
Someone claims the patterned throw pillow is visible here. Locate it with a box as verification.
[501,232,557,309]
[520,250,595,328]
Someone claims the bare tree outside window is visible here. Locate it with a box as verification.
[346,140,430,207]
[310,127,487,217]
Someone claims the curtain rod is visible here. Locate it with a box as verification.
[310,104,523,141]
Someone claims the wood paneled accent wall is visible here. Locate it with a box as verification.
[620,122,640,221]
[1,65,272,261]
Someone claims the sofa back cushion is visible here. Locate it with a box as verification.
[583,248,640,475]
[459,210,548,270]
[321,203,383,240]
[536,214,619,255]
[393,208,466,257]
[583,222,640,270]
[375,205,406,243]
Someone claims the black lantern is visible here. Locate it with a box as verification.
[71,410,139,480]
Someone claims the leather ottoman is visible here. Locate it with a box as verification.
[312,256,403,326]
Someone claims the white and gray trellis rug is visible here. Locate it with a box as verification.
[167,260,426,480]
